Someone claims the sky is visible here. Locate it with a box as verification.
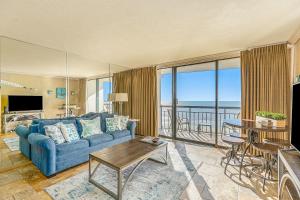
[160,67,241,105]
[101,67,241,105]
[103,81,111,101]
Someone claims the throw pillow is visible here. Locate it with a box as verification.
[60,123,80,142]
[100,112,114,132]
[80,117,102,138]
[44,122,65,144]
[106,117,120,132]
[115,115,129,130]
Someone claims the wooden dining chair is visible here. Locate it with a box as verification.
[251,142,280,191]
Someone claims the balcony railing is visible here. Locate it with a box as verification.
[159,105,241,134]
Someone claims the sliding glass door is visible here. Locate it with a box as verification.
[86,77,112,113]
[176,62,216,144]
[217,58,241,146]
[97,78,112,112]
[158,57,241,146]
[158,68,173,138]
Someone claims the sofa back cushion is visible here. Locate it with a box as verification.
[79,112,99,119]
[29,124,39,133]
[31,119,41,125]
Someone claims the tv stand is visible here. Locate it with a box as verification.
[2,111,43,133]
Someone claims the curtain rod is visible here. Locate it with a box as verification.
[156,40,291,69]
[157,50,240,69]
[245,41,290,51]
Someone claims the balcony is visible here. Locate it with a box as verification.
[159,105,241,145]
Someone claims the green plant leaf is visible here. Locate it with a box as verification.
[256,111,287,120]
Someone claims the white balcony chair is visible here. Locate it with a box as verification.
[197,121,213,137]
[167,109,191,133]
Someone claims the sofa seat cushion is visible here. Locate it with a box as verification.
[108,130,131,139]
[85,133,113,146]
[56,139,89,156]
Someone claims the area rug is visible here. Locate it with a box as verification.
[45,150,200,200]
[3,137,19,151]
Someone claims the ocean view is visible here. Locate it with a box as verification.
[160,101,241,131]
[179,101,240,107]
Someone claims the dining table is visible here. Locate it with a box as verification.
[222,119,289,180]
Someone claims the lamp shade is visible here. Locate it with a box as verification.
[109,93,128,102]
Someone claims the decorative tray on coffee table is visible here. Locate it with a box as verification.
[140,136,164,146]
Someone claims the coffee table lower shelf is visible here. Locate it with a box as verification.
[88,143,168,200]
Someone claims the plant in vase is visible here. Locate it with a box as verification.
[255,111,287,127]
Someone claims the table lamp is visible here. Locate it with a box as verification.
[109,93,128,115]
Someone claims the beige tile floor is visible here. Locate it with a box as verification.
[172,142,278,200]
[0,133,277,200]
[159,129,229,147]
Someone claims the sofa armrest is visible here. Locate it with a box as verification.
[28,133,55,150]
[15,125,32,159]
[127,121,137,138]
[28,133,56,176]
[15,125,30,139]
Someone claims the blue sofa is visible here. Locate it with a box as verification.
[16,112,136,177]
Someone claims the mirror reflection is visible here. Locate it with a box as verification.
[0,37,67,134]
[0,37,128,135]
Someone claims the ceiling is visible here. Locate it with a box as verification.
[0,0,300,68]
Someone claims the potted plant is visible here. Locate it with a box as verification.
[255,111,287,128]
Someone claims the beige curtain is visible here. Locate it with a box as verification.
[112,67,158,136]
[241,44,291,152]
[131,67,158,136]
[112,70,132,116]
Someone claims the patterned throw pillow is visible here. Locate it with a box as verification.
[60,123,80,142]
[115,115,129,130]
[106,117,120,132]
[80,117,102,138]
[44,123,65,144]
[106,116,129,131]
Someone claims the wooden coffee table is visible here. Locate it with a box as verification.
[88,138,168,200]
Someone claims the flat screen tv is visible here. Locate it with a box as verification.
[8,95,43,112]
[292,83,300,151]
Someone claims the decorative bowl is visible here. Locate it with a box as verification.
[152,137,160,143]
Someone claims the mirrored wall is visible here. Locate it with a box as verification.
[0,36,128,132]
